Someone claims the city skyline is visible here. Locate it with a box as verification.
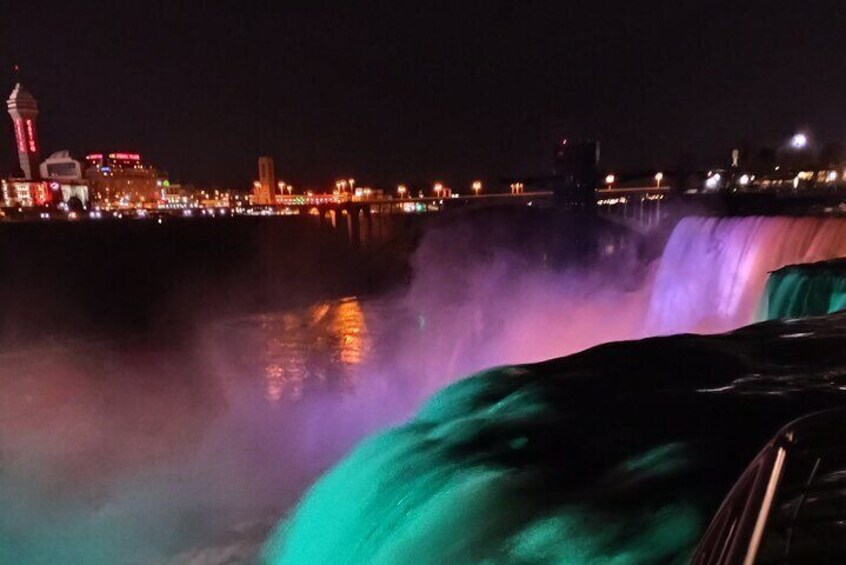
[3,2,845,189]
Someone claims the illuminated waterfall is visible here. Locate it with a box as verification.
[762,260,846,320]
[263,215,846,564]
[646,216,846,335]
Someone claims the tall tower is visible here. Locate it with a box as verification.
[256,156,276,204]
[7,83,40,180]
[553,139,599,210]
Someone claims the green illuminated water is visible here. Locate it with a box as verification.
[262,307,846,564]
[762,259,846,320]
[262,368,701,564]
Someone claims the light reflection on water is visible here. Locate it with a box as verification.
[212,297,379,405]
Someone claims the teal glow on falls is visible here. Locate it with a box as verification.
[263,312,846,564]
[645,216,846,334]
[260,216,846,565]
[261,368,703,565]
[762,259,846,320]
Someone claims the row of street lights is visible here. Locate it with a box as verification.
[604,172,664,188]
[329,179,483,198]
[395,180,484,198]
[335,179,357,193]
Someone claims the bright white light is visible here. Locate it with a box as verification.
[739,174,751,186]
[791,133,808,149]
[605,174,616,185]
[827,171,838,182]
[705,174,721,190]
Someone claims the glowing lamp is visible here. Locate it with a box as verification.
[791,133,808,149]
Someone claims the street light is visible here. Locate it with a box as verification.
[397,184,408,198]
[605,174,616,186]
[434,182,444,197]
[791,133,808,149]
[654,172,664,187]
[472,180,482,196]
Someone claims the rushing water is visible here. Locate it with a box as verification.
[6,215,846,563]
[762,259,846,320]
[646,216,846,334]
[263,314,846,564]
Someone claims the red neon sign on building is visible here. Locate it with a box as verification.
[25,119,37,153]
[108,153,141,161]
[14,120,25,153]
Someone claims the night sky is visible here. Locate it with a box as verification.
[2,1,845,190]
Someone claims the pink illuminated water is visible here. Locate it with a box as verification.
[646,216,846,335]
[395,216,846,394]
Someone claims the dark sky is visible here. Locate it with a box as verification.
[2,1,845,190]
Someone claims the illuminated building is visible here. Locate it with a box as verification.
[253,156,276,205]
[7,82,40,180]
[84,153,161,204]
[1,179,51,207]
[39,150,84,182]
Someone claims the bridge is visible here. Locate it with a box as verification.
[260,192,552,246]
[258,187,675,245]
[595,186,672,234]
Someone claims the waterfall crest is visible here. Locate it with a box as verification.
[762,259,846,320]
[646,216,846,334]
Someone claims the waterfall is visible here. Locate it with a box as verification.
[762,260,846,320]
[263,214,846,564]
[646,216,846,335]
